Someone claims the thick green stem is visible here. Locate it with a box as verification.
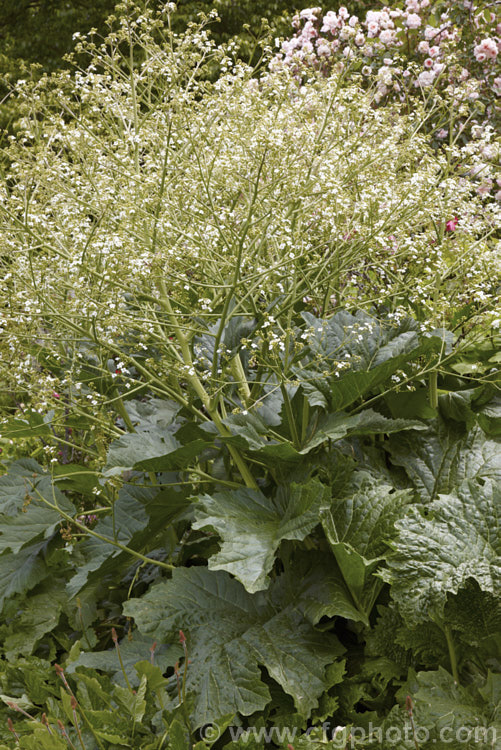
[157,280,258,489]
[301,396,310,446]
[230,353,251,405]
[280,383,300,450]
[429,369,438,410]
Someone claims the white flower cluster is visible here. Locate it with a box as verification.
[0,7,498,412]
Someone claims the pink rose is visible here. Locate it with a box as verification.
[380,29,395,44]
[321,11,338,34]
[474,38,498,62]
[406,13,422,28]
[417,70,435,86]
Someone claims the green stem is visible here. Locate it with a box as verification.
[301,396,310,446]
[114,636,133,693]
[230,353,251,405]
[111,387,135,432]
[280,383,300,450]
[429,369,438,410]
[157,280,258,489]
[444,625,459,684]
[31,482,175,571]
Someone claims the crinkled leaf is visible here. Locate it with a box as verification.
[0,541,48,610]
[104,427,208,476]
[124,567,344,726]
[3,583,67,658]
[67,632,179,687]
[300,311,452,411]
[0,459,67,517]
[0,460,74,563]
[387,420,501,501]
[193,478,329,592]
[124,398,181,429]
[444,580,501,650]
[67,483,187,596]
[321,474,411,613]
[412,667,501,737]
[387,479,501,625]
[301,410,426,454]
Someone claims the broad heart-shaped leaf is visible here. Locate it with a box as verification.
[0,459,74,554]
[0,458,68,517]
[301,410,426,454]
[2,581,67,658]
[285,551,369,627]
[386,478,501,626]
[321,473,412,615]
[0,541,48,611]
[123,567,345,727]
[192,478,329,593]
[386,420,501,501]
[67,632,180,687]
[67,482,187,597]
[299,311,452,411]
[412,668,501,737]
[0,410,53,439]
[104,427,209,476]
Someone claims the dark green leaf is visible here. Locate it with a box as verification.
[387,478,501,625]
[124,567,344,726]
[193,479,329,592]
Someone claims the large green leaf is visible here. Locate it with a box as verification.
[192,478,329,593]
[0,411,53,439]
[300,311,452,411]
[0,541,48,611]
[2,582,67,659]
[444,580,501,652]
[376,668,501,750]
[67,632,179,687]
[411,668,501,746]
[123,567,344,727]
[386,420,501,501]
[0,498,74,555]
[301,410,426,454]
[0,459,68,517]
[321,473,412,615]
[0,461,74,614]
[104,428,208,475]
[67,482,187,596]
[285,552,368,627]
[477,395,501,437]
[386,478,501,625]
[124,397,181,428]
